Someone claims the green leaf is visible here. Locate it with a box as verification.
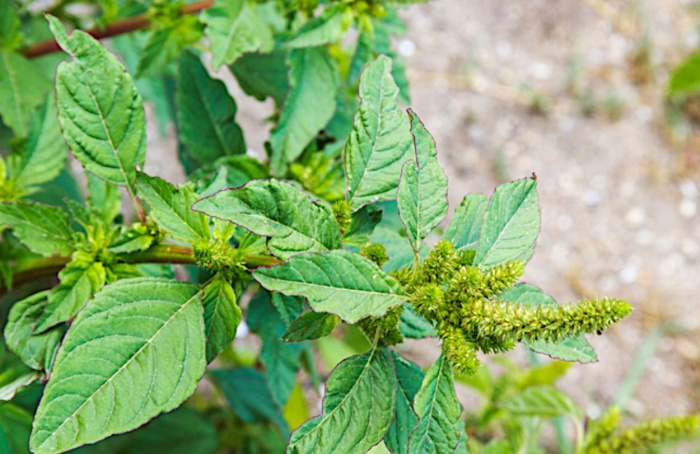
[0,403,32,454]
[9,96,66,190]
[370,225,422,273]
[0,371,42,402]
[202,273,241,363]
[288,345,396,454]
[287,6,352,49]
[344,205,382,247]
[500,284,597,363]
[408,355,463,453]
[282,312,338,342]
[348,25,375,84]
[135,172,211,243]
[385,352,424,454]
[176,51,246,166]
[135,17,203,78]
[0,1,22,51]
[229,49,289,106]
[4,291,65,371]
[253,250,406,324]
[48,16,146,189]
[344,55,413,212]
[87,173,121,222]
[34,258,107,333]
[474,177,540,267]
[190,155,269,191]
[270,292,305,325]
[0,202,75,256]
[193,179,341,261]
[397,110,448,256]
[500,385,581,419]
[202,0,274,68]
[444,193,488,251]
[30,278,206,454]
[399,305,437,339]
[669,51,700,97]
[0,50,52,137]
[270,47,340,175]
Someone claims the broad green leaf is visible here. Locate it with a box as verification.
[0,50,51,137]
[474,178,540,267]
[282,312,338,342]
[270,47,339,175]
[202,0,274,68]
[48,16,146,189]
[669,51,700,97]
[397,110,448,256]
[135,16,203,78]
[229,49,289,106]
[9,96,66,190]
[501,284,597,363]
[385,352,424,454]
[399,305,437,339]
[288,345,396,454]
[270,292,305,325]
[176,51,246,166]
[193,179,341,261]
[190,155,269,191]
[0,403,32,454]
[344,205,382,247]
[34,258,107,333]
[283,383,310,431]
[30,278,206,454]
[287,6,352,48]
[87,173,121,222]
[444,193,488,251]
[253,250,406,324]
[202,273,241,362]
[344,55,413,212]
[408,355,463,453]
[0,202,74,256]
[500,385,581,419]
[135,172,211,243]
[209,367,289,436]
[4,291,65,371]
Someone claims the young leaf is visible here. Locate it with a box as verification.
[135,172,211,243]
[253,250,406,324]
[385,352,425,454]
[344,55,413,212]
[397,110,448,256]
[48,16,146,190]
[288,345,397,454]
[0,202,75,256]
[282,312,339,342]
[444,193,488,251]
[34,258,107,333]
[0,403,32,454]
[87,173,121,222]
[287,6,352,49]
[669,51,700,97]
[176,51,246,166]
[229,49,289,106]
[0,50,52,137]
[408,355,464,453]
[270,47,340,175]
[30,278,206,454]
[202,0,274,68]
[202,273,241,363]
[474,177,540,267]
[193,179,341,261]
[500,385,582,419]
[9,96,66,190]
[4,291,65,371]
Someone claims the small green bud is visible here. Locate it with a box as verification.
[332,200,352,236]
[439,324,480,376]
[360,243,389,268]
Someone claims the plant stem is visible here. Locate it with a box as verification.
[20,0,214,59]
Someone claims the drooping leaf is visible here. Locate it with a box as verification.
[385,352,424,454]
[396,110,448,256]
[288,345,396,454]
[474,177,540,267]
[202,0,274,68]
[408,355,464,453]
[399,305,437,339]
[282,312,338,342]
[501,284,597,363]
[287,6,352,49]
[0,403,32,454]
[202,273,241,362]
[176,51,245,166]
[135,172,211,243]
[4,291,65,371]
[669,51,700,97]
[500,385,581,419]
[270,47,339,175]
[34,258,107,333]
[344,55,413,212]
[253,250,406,324]
[48,16,146,190]
[193,179,341,261]
[444,193,488,251]
[30,278,206,454]
[0,202,75,256]
[0,50,52,137]
[229,49,289,106]
[9,96,66,190]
